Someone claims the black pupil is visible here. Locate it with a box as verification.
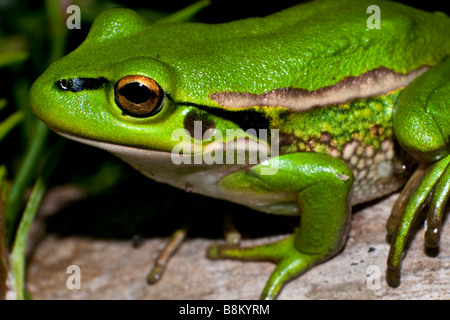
[119,82,154,104]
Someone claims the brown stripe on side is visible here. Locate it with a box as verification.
[209,66,428,111]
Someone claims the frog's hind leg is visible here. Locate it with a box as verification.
[208,152,354,299]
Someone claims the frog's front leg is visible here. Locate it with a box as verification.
[388,57,450,286]
[208,152,354,300]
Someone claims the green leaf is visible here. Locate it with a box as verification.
[0,35,30,68]
[5,120,48,244]
[0,99,6,112]
[8,137,65,300]
[0,111,25,142]
[0,50,29,68]
[0,165,9,300]
[45,0,69,63]
[9,175,45,300]
[155,0,210,23]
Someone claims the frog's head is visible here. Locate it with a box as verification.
[30,8,267,162]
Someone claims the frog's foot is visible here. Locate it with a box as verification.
[208,235,329,300]
[386,156,450,287]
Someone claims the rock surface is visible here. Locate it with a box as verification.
[26,186,449,300]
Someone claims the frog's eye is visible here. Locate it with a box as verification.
[114,75,164,118]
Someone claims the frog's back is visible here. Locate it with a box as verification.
[162,0,450,94]
[219,0,449,85]
[80,0,450,101]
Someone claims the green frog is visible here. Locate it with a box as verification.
[29,0,450,299]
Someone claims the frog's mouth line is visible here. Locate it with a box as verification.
[57,130,162,153]
[56,130,273,165]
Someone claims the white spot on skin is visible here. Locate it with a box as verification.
[381,140,391,151]
[356,145,365,156]
[386,146,395,159]
[364,146,375,158]
[343,141,359,160]
[357,169,368,180]
[350,155,359,166]
[337,173,350,182]
[377,160,394,180]
[330,148,340,158]
[357,159,366,170]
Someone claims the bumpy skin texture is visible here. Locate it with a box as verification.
[29,0,450,299]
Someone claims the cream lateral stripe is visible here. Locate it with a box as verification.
[209,66,429,110]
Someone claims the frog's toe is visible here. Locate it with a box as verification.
[207,235,327,299]
[207,235,291,262]
[387,156,450,287]
[424,164,450,249]
[259,249,321,300]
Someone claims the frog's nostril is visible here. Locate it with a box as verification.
[57,79,71,91]
[55,77,108,92]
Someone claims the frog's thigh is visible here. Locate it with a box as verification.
[211,152,354,299]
